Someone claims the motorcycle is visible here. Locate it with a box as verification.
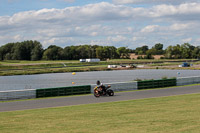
[93,85,114,98]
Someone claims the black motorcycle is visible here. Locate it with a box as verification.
[94,85,114,98]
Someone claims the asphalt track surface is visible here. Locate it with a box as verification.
[0,85,200,112]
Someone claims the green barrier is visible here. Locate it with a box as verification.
[138,78,176,90]
[36,85,91,98]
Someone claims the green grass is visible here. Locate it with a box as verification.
[0,59,199,76]
[0,60,79,64]
[0,93,200,133]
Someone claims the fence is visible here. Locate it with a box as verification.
[177,76,200,86]
[0,89,36,101]
[36,85,91,98]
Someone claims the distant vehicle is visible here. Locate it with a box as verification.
[79,58,100,62]
[86,58,100,62]
[108,65,117,68]
[179,62,190,67]
[79,59,86,62]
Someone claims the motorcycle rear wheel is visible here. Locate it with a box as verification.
[107,90,114,96]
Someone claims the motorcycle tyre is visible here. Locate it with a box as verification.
[94,92,100,98]
[107,90,114,96]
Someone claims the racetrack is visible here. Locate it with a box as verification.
[0,85,200,112]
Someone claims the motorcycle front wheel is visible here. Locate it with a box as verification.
[94,91,100,98]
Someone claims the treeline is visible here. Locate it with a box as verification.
[0,40,130,60]
[134,43,200,59]
[0,40,43,61]
[0,40,200,61]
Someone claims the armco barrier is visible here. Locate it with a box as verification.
[138,78,176,90]
[0,89,36,100]
[36,85,91,98]
[90,81,138,93]
[177,76,200,86]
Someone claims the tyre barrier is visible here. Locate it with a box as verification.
[138,78,176,90]
[36,85,91,98]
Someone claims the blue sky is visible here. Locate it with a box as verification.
[0,0,113,16]
[1,0,200,49]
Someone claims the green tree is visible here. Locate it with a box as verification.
[42,45,63,60]
[96,46,104,60]
[165,45,173,59]
[172,44,181,59]
[180,43,194,59]
[192,46,200,59]
[117,47,130,59]
[135,45,148,55]
[0,43,15,60]
[12,43,27,60]
[31,42,43,60]
[153,43,164,55]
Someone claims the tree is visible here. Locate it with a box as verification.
[117,47,130,59]
[153,43,164,55]
[135,45,148,55]
[12,43,27,60]
[172,44,181,59]
[165,45,173,59]
[154,43,163,50]
[42,45,63,60]
[108,46,118,59]
[192,46,200,59]
[31,41,43,60]
[180,43,194,59]
[0,43,15,60]
[146,48,156,55]
[96,46,104,60]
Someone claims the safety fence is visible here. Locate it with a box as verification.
[177,76,200,86]
[36,85,91,98]
[0,89,36,101]
[1,76,200,101]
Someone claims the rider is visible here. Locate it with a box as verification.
[96,80,106,94]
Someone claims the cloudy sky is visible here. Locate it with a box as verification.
[1,0,200,49]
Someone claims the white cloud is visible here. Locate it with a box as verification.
[141,25,159,33]
[112,0,199,5]
[107,35,127,42]
[1,2,200,48]
[149,2,200,18]
[169,23,190,31]
[57,0,75,2]
[132,36,145,41]
[182,38,193,43]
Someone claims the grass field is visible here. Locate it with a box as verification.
[0,59,199,76]
[0,93,200,133]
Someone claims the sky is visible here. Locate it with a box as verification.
[0,0,200,49]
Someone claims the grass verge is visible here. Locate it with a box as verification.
[0,93,200,133]
[0,59,200,76]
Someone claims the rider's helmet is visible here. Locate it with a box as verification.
[96,80,100,85]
